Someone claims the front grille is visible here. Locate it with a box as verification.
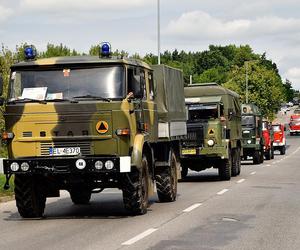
[40,141,91,156]
[183,122,204,147]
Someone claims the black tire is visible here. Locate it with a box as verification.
[253,150,260,164]
[280,146,286,155]
[122,154,149,215]
[260,149,264,163]
[218,150,232,181]
[236,148,241,175]
[70,188,91,205]
[290,132,294,136]
[14,175,46,218]
[271,145,275,159]
[265,149,271,160]
[231,149,239,177]
[156,151,178,202]
[181,164,188,179]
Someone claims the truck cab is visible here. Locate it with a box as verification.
[181,83,242,181]
[241,103,264,164]
[0,45,186,218]
[272,123,286,155]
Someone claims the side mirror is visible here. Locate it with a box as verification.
[0,75,3,96]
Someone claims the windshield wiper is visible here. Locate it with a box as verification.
[8,98,47,104]
[73,95,111,102]
[46,98,78,103]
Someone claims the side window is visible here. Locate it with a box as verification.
[140,70,147,100]
[148,72,154,100]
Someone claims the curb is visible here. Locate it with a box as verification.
[0,195,15,203]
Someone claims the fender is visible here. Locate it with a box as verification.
[131,133,145,170]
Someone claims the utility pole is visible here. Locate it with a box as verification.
[157,0,161,65]
[246,62,249,104]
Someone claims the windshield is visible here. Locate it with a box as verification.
[242,115,255,127]
[188,104,218,120]
[8,66,125,101]
[272,125,281,132]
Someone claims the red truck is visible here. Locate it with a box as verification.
[272,123,286,155]
[262,120,274,160]
[289,110,300,135]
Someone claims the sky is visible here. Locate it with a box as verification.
[1,0,300,89]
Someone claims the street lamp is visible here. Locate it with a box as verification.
[157,0,161,65]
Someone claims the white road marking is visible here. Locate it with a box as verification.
[237,179,245,184]
[183,203,202,212]
[250,171,256,175]
[266,164,271,167]
[217,189,229,195]
[122,228,158,246]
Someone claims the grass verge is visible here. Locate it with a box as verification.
[0,174,14,198]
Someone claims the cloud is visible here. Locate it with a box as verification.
[164,11,300,40]
[20,0,150,12]
[284,67,300,88]
[0,5,13,23]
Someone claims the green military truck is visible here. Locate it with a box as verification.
[180,83,242,181]
[241,103,264,164]
[0,44,187,218]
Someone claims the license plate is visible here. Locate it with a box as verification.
[49,147,81,156]
[182,148,196,155]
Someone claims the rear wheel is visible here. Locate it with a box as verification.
[253,151,260,164]
[271,145,275,159]
[123,154,149,215]
[181,164,188,179]
[219,150,232,181]
[280,146,286,155]
[265,149,271,160]
[14,175,46,218]
[156,150,178,202]
[231,149,240,177]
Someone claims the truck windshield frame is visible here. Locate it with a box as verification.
[242,115,255,127]
[8,65,125,102]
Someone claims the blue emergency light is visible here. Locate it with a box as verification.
[24,45,37,60]
[100,42,111,58]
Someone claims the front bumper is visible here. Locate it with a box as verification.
[273,142,285,147]
[3,156,131,175]
[181,146,228,159]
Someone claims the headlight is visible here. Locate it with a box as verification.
[247,140,252,144]
[105,160,114,170]
[10,162,19,172]
[21,162,30,172]
[207,139,215,147]
[94,161,103,170]
[75,159,86,170]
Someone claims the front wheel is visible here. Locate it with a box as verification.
[265,149,271,160]
[219,150,232,181]
[231,148,240,177]
[180,164,188,179]
[122,154,149,215]
[280,146,286,155]
[14,175,46,218]
[253,150,260,164]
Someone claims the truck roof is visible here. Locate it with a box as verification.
[184,83,240,99]
[11,56,152,70]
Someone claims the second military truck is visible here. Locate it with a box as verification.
[181,83,242,181]
[1,44,187,218]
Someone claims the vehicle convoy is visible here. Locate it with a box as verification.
[262,120,274,160]
[241,103,264,164]
[0,44,187,218]
[289,109,300,135]
[272,123,286,155]
[180,83,242,181]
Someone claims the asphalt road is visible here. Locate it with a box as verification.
[1,125,300,249]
